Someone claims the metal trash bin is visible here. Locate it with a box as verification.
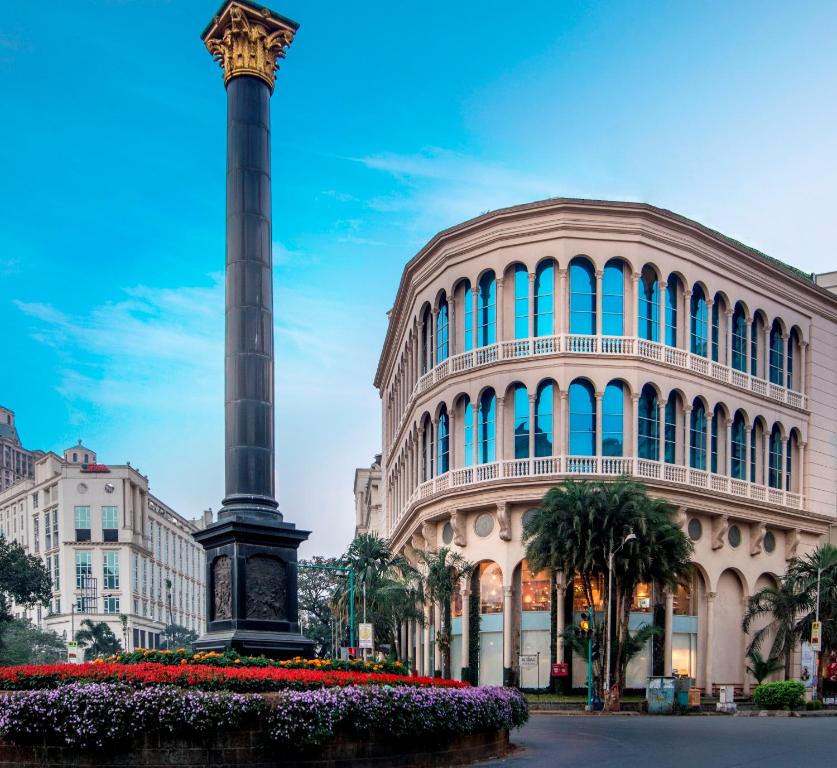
[647,676,677,714]
[674,677,691,709]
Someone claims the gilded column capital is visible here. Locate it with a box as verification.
[202,1,298,92]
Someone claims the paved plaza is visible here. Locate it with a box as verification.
[478,713,836,768]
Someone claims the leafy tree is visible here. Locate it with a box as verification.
[161,623,199,651]
[745,648,784,685]
[0,538,52,650]
[787,544,837,655]
[297,556,345,657]
[0,618,66,665]
[415,547,472,678]
[75,619,122,660]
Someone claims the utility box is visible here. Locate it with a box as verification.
[673,677,692,709]
[716,685,737,713]
[647,676,676,714]
[688,688,702,708]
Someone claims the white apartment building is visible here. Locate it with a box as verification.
[0,441,207,650]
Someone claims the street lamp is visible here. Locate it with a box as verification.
[604,531,637,698]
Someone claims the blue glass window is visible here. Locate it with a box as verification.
[689,401,707,470]
[665,278,679,347]
[731,304,747,372]
[513,384,529,459]
[514,265,529,340]
[535,382,554,457]
[664,397,678,464]
[602,259,624,336]
[786,331,796,390]
[730,413,746,479]
[478,272,496,347]
[602,381,624,456]
[436,298,449,364]
[637,385,659,460]
[750,318,759,376]
[690,286,707,357]
[535,261,554,337]
[463,397,474,467]
[421,306,431,374]
[478,390,496,463]
[710,409,719,473]
[769,322,784,385]
[638,267,659,342]
[569,258,596,335]
[437,409,449,474]
[569,380,595,455]
[463,283,474,352]
[421,422,431,481]
[711,300,720,363]
[768,426,783,488]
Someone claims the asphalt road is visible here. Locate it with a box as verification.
[475,713,837,768]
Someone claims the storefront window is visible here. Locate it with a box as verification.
[631,582,653,612]
[521,561,551,612]
[673,572,696,616]
[572,573,604,612]
[479,562,503,614]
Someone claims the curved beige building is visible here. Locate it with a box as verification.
[367,198,837,692]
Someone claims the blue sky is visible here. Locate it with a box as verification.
[2,1,835,556]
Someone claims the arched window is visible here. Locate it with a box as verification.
[689,400,707,470]
[664,395,679,464]
[730,412,746,479]
[421,419,433,481]
[479,389,496,463]
[768,425,783,488]
[421,305,431,374]
[535,382,554,457]
[479,563,503,614]
[637,385,659,460]
[602,259,624,336]
[513,384,529,459]
[463,281,473,352]
[710,408,720,473]
[787,329,797,390]
[569,257,596,335]
[478,272,496,347]
[690,286,707,357]
[436,296,449,364]
[535,261,554,337]
[711,299,721,362]
[514,265,528,340]
[731,304,747,372]
[463,397,474,467]
[769,321,784,385]
[750,317,760,377]
[665,276,679,347]
[437,408,449,474]
[602,381,624,456]
[638,266,659,342]
[569,379,595,455]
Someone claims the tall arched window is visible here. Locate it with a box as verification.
[730,412,746,479]
[569,257,596,335]
[769,321,784,385]
[710,408,720,474]
[420,305,431,374]
[665,394,680,464]
[514,265,528,340]
[463,281,473,352]
[711,298,721,362]
[535,382,554,457]
[437,408,449,474]
[637,384,659,459]
[478,272,496,347]
[513,384,529,459]
[690,286,707,357]
[750,317,760,377]
[731,303,747,372]
[479,389,496,463]
[569,379,595,455]
[787,329,798,390]
[602,381,624,456]
[421,419,433,481]
[436,296,449,364]
[602,259,624,336]
[463,397,474,467]
[768,425,783,488]
[689,400,707,470]
[638,266,659,342]
[534,261,554,337]
[665,276,679,347]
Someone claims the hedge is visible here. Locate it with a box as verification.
[752,680,806,710]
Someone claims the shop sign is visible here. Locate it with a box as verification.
[551,663,569,677]
[66,641,81,664]
[519,654,538,668]
[80,463,110,473]
[358,622,374,649]
[811,621,822,652]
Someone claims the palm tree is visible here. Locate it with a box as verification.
[745,648,784,685]
[75,619,122,660]
[416,547,473,678]
[787,544,837,655]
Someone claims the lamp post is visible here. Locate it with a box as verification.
[604,531,636,698]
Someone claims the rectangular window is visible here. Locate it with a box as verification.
[132,553,139,592]
[33,516,39,553]
[75,550,92,589]
[104,596,120,614]
[51,553,60,591]
[74,506,91,542]
[44,511,51,550]
[102,506,118,542]
[103,551,119,589]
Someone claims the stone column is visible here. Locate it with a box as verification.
[725,422,732,477]
[449,291,457,357]
[407,618,415,671]
[496,395,505,464]
[423,603,431,675]
[683,405,692,466]
[529,272,537,338]
[471,287,479,350]
[472,401,480,466]
[528,394,536,460]
[704,591,716,694]
[448,411,456,469]
[659,281,667,344]
[742,593,751,696]
[558,269,569,336]
[682,290,692,349]
[433,602,442,676]
[704,407,712,471]
[664,588,674,676]
[631,271,641,338]
[762,431,769,485]
[631,393,640,462]
[762,325,769,379]
[658,400,667,463]
[745,423,752,483]
[460,581,471,680]
[745,316,752,374]
[800,341,808,394]
[496,277,505,344]
[595,270,604,338]
[502,585,514,685]
[555,573,566,663]
[798,441,806,496]
[595,391,604,458]
[705,298,714,358]
[559,391,568,458]
[725,309,733,367]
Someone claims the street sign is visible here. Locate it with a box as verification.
[811,621,822,652]
[519,654,538,668]
[66,641,81,664]
[358,622,374,650]
[551,663,569,677]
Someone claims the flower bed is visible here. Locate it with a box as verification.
[0,662,466,693]
[0,682,528,752]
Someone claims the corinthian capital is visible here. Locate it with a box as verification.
[202,1,298,92]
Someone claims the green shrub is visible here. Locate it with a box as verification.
[806,699,824,711]
[752,681,805,710]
